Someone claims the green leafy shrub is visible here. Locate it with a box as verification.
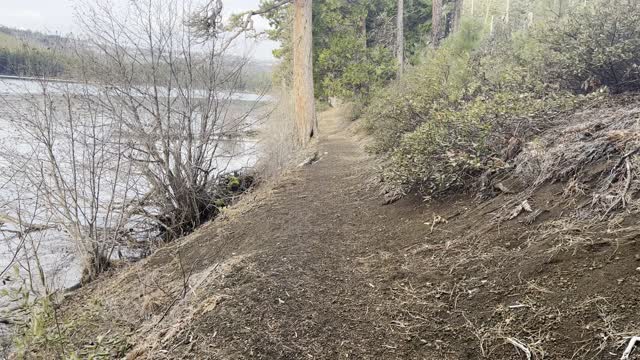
[317,33,396,100]
[363,19,599,197]
[384,92,580,195]
[542,0,640,93]
[363,23,484,154]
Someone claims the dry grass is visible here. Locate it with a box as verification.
[254,88,298,181]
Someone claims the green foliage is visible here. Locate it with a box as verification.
[403,0,433,62]
[317,33,396,99]
[312,0,399,100]
[363,19,593,197]
[1,270,67,358]
[364,22,483,154]
[262,0,433,101]
[385,92,580,195]
[541,0,640,93]
[226,176,241,192]
[0,26,68,77]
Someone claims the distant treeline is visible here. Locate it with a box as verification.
[0,25,68,77]
[0,24,274,89]
[0,47,66,77]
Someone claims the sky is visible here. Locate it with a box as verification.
[0,0,279,61]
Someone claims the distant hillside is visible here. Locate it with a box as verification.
[0,25,68,77]
[0,25,69,50]
[0,25,273,90]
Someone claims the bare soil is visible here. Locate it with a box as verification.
[58,106,640,360]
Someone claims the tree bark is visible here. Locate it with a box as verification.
[453,0,463,32]
[396,0,404,77]
[361,15,367,48]
[505,0,511,24]
[432,0,443,47]
[292,0,317,146]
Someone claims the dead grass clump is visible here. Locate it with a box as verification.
[496,103,640,254]
[254,88,297,181]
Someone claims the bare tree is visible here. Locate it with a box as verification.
[0,78,138,279]
[75,0,260,241]
[0,0,263,283]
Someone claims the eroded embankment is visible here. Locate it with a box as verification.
[40,103,640,359]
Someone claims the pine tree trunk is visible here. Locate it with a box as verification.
[432,0,443,47]
[292,0,316,145]
[453,0,463,32]
[396,0,404,77]
[505,0,511,24]
[361,15,367,48]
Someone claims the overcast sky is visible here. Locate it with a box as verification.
[0,0,278,61]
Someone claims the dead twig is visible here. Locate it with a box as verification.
[605,158,633,215]
[622,336,640,360]
[506,337,532,360]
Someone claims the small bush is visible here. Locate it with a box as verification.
[542,0,640,93]
[363,19,597,197]
[384,92,580,195]
[363,22,484,154]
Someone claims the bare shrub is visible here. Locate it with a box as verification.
[74,0,260,240]
[0,0,263,286]
[0,79,138,280]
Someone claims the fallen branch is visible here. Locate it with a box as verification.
[605,158,633,215]
[622,336,640,360]
[298,151,319,167]
[602,147,639,192]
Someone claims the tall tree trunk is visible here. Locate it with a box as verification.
[453,0,463,32]
[361,14,367,48]
[505,0,511,24]
[557,0,565,17]
[396,0,404,77]
[432,0,443,47]
[293,0,316,145]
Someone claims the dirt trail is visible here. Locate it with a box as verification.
[177,108,435,358]
[64,106,640,360]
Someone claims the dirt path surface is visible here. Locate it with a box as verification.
[62,106,640,360]
[178,108,435,358]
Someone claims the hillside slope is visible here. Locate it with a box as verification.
[55,103,640,360]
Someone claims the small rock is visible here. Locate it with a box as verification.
[617,278,625,284]
[636,267,640,272]
[635,254,640,261]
